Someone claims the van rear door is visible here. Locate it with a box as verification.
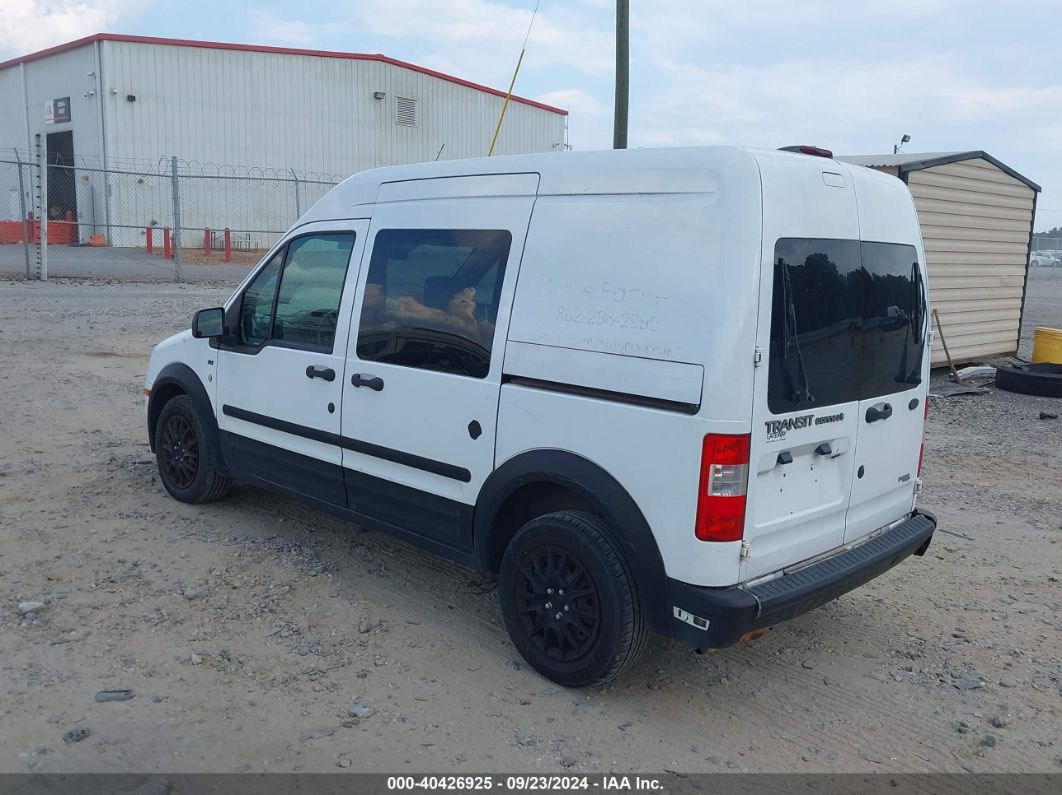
[745,154,863,580]
[845,169,929,542]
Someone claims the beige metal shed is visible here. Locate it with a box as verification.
[839,151,1040,366]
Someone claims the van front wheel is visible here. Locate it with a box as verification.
[154,395,232,504]
[499,511,647,687]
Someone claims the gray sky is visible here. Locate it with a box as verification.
[4,0,1057,230]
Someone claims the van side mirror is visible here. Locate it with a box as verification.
[192,307,225,339]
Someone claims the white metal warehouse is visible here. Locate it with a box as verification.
[840,151,1040,366]
[0,34,567,246]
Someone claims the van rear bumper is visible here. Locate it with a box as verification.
[667,510,936,649]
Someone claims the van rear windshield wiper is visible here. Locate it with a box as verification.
[779,258,816,405]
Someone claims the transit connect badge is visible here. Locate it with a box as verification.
[765,411,844,441]
[765,413,814,441]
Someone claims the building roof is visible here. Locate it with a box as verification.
[839,150,1040,191]
[0,33,567,116]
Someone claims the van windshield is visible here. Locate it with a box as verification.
[768,238,925,415]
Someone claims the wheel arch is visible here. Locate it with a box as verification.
[147,363,227,473]
[473,449,672,636]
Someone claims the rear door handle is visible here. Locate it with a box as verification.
[305,365,336,382]
[865,402,893,423]
[350,373,384,392]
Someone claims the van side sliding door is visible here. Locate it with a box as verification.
[339,175,538,554]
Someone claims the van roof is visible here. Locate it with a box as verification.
[301,145,907,225]
[302,146,769,221]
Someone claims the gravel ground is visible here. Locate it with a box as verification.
[0,270,1058,774]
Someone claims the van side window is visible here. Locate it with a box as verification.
[271,233,355,351]
[236,233,354,351]
[768,239,861,413]
[356,229,512,379]
[238,248,285,347]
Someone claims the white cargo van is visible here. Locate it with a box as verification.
[145,146,937,686]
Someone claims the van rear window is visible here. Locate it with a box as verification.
[859,241,927,399]
[769,239,925,414]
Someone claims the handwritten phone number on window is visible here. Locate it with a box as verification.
[556,306,659,332]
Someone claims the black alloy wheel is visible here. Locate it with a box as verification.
[500,511,647,687]
[153,394,233,504]
[159,413,199,490]
[516,545,602,662]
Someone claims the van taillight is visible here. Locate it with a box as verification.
[917,399,929,476]
[695,434,751,542]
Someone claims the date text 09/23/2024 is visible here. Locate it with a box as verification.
[386,775,665,791]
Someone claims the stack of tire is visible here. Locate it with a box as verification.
[995,326,1062,397]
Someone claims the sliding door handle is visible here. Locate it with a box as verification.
[305,365,336,382]
[351,373,384,392]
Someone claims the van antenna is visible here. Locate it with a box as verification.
[435,143,446,161]
[488,0,541,157]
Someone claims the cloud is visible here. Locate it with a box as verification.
[535,88,609,148]
[630,0,963,59]
[346,0,614,81]
[631,53,1062,153]
[623,45,1056,228]
[534,88,606,117]
[247,11,328,48]
[246,11,316,48]
[0,0,142,57]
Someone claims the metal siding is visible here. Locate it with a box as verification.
[906,159,1036,365]
[3,44,104,160]
[101,40,563,172]
[0,68,27,151]
[920,223,1030,243]
[0,45,105,242]
[89,40,563,244]
[909,183,1033,211]
[915,208,1032,232]
[910,168,1032,198]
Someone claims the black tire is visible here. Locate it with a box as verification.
[499,511,648,687]
[154,395,233,503]
[995,363,1062,398]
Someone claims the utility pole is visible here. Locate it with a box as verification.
[613,0,629,149]
[171,156,182,283]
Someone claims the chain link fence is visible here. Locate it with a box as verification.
[0,145,340,282]
[0,156,34,277]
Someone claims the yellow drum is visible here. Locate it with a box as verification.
[1031,326,1062,364]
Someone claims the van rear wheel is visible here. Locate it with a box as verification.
[499,511,647,687]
